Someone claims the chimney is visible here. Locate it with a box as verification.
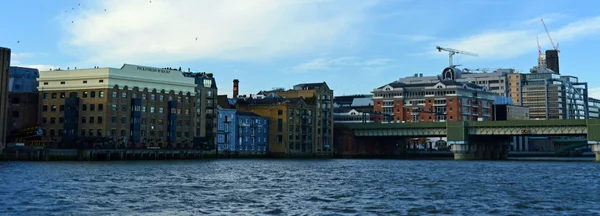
[233,79,239,98]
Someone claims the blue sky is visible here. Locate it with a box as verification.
[2,0,600,97]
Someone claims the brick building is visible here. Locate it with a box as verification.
[263,82,334,155]
[37,64,217,149]
[236,97,315,155]
[372,67,495,123]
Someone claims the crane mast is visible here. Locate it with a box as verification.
[435,46,478,67]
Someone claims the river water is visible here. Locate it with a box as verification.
[1,159,599,215]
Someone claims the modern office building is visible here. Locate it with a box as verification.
[588,97,600,119]
[0,47,11,152]
[372,67,496,123]
[216,109,269,153]
[509,72,588,120]
[236,97,316,155]
[263,82,334,155]
[6,67,40,134]
[37,64,217,149]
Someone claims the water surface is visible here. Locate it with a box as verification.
[1,159,599,215]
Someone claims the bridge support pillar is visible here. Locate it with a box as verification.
[450,141,474,160]
[591,143,600,162]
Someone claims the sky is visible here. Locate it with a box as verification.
[2,0,600,98]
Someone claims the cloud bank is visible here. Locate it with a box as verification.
[60,0,377,65]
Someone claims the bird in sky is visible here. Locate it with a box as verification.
[17,41,20,44]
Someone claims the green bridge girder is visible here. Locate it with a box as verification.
[336,119,600,142]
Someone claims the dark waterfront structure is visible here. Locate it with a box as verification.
[0,47,11,152]
[6,67,40,134]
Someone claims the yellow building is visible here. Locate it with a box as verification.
[236,97,317,155]
[264,82,334,155]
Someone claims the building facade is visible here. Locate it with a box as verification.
[372,67,495,123]
[509,72,588,120]
[237,97,316,155]
[399,69,515,97]
[182,72,218,149]
[263,82,334,154]
[37,64,217,149]
[7,67,40,133]
[334,94,374,124]
[0,47,11,152]
[216,109,269,153]
[588,97,600,119]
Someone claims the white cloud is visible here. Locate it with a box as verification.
[429,15,600,60]
[10,53,59,71]
[290,57,392,72]
[60,0,377,65]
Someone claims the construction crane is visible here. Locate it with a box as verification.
[541,18,559,52]
[436,46,478,67]
[536,35,546,68]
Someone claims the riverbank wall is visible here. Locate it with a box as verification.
[0,149,594,161]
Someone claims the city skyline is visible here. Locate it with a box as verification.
[2,0,600,97]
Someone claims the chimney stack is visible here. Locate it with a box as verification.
[233,79,239,98]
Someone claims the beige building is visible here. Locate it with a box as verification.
[264,82,334,155]
[37,64,217,149]
[0,47,11,152]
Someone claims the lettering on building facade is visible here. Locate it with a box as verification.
[136,66,171,74]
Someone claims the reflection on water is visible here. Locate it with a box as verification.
[1,159,599,215]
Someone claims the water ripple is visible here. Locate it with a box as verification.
[0,159,599,215]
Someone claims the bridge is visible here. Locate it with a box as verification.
[334,119,600,161]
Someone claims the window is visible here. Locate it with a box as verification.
[111,117,116,124]
[51,105,57,112]
[150,106,155,113]
[99,80,104,83]
[81,129,85,136]
[277,119,283,132]
[151,94,156,100]
[81,117,87,124]
[277,135,283,143]
[98,104,103,111]
[278,110,283,115]
[142,118,146,125]
[185,109,190,115]
[122,105,127,112]
[169,95,173,101]
[159,108,164,113]
[82,104,87,111]
[43,93,48,99]
[83,91,88,98]
[97,117,103,124]
[112,104,117,111]
[159,95,164,101]
[99,91,104,98]
[112,92,117,98]
[50,117,56,124]
[59,117,65,124]
[59,105,65,112]
[97,129,103,136]
[60,92,65,99]
[122,92,127,98]
[42,117,47,124]
[83,80,88,84]
[91,91,96,98]
[90,104,95,111]
[52,93,57,99]
[60,81,66,84]
[89,129,94,136]
[43,82,48,85]
[203,79,212,88]
[89,117,95,124]
[121,117,126,124]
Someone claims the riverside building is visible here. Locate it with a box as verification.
[37,64,217,149]
[0,47,11,152]
[372,67,495,123]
